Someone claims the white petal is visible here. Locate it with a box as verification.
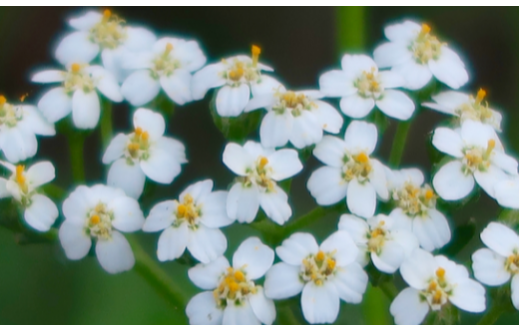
[180,179,213,204]
[186,291,223,325]
[142,200,175,232]
[313,136,348,167]
[432,127,464,158]
[199,191,234,228]
[37,87,72,123]
[88,65,123,102]
[400,249,435,289]
[19,105,55,136]
[429,47,469,89]
[332,262,368,303]
[495,178,519,209]
[157,224,189,262]
[31,70,66,83]
[249,287,276,325]
[376,89,415,120]
[347,179,376,219]
[341,54,378,76]
[372,241,405,273]
[276,232,319,265]
[222,300,260,325]
[268,149,303,181]
[95,231,135,274]
[121,70,160,106]
[511,275,519,310]
[69,11,102,30]
[472,248,510,286]
[191,63,226,100]
[244,93,276,112]
[0,128,37,163]
[307,166,348,206]
[449,279,486,313]
[344,120,378,155]
[431,91,469,110]
[385,21,421,42]
[413,209,451,251]
[369,159,389,200]
[389,208,413,232]
[289,111,323,149]
[338,214,369,246]
[59,221,92,260]
[320,230,359,266]
[0,178,10,199]
[480,222,519,257]
[102,133,129,164]
[339,94,375,118]
[259,186,291,225]
[160,69,193,105]
[390,287,429,325]
[26,161,55,189]
[55,31,99,65]
[156,137,187,164]
[243,141,271,159]
[264,263,304,299]
[378,71,406,89]
[301,282,340,324]
[474,166,508,198]
[124,27,157,51]
[392,60,432,90]
[433,160,475,201]
[259,111,292,148]
[460,119,498,148]
[140,147,180,184]
[109,196,145,232]
[222,143,254,176]
[313,101,343,134]
[250,75,282,96]
[226,183,260,223]
[216,84,250,117]
[133,108,166,139]
[492,151,518,175]
[374,42,413,68]
[62,185,93,221]
[233,237,274,280]
[188,256,230,290]
[107,159,146,199]
[72,90,100,129]
[24,194,58,232]
[187,226,227,264]
[319,70,357,97]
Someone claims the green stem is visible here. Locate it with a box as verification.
[283,205,342,236]
[68,132,86,183]
[361,284,392,324]
[478,303,506,325]
[388,121,411,168]
[100,98,113,149]
[277,306,302,325]
[377,280,398,301]
[336,7,366,54]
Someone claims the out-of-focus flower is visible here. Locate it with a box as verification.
[307,120,388,218]
[0,160,58,232]
[0,95,55,163]
[103,108,186,199]
[192,45,281,117]
[186,237,275,325]
[264,231,367,324]
[222,141,302,225]
[59,184,145,274]
[374,21,468,90]
[319,54,415,120]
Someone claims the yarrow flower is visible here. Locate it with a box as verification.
[338,214,418,273]
[192,45,281,117]
[374,21,469,90]
[0,160,58,232]
[59,184,145,274]
[103,108,187,199]
[55,9,157,82]
[245,86,343,149]
[142,179,233,263]
[319,54,415,120]
[121,37,206,106]
[186,237,275,325]
[432,120,518,201]
[0,95,55,163]
[33,62,123,129]
[264,231,368,324]
[307,120,388,218]
[222,141,303,225]
[494,176,519,209]
[386,168,451,251]
[423,89,502,131]
[391,249,485,325]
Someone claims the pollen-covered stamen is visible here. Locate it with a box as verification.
[213,267,257,308]
[126,127,151,160]
[63,63,95,94]
[461,139,495,174]
[174,193,201,229]
[89,9,127,49]
[300,250,337,286]
[392,183,437,217]
[455,88,497,126]
[272,91,316,116]
[421,267,451,310]
[150,42,181,78]
[355,67,383,99]
[367,221,387,254]
[342,152,372,182]
[410,23,444,64]
[86,203,114,240]
[251,45,261,67]
[0,95,6,106]
[222,47,265,86]
[0,96,22,127]
[14,165,29,194]
[505,251,519,274]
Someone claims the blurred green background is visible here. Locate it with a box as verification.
[1,6,519,324]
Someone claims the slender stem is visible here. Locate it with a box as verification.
[283,205,342,236]
[478,303,506,325]
[336,7,366,54]
[100,98,113,150]
[277,306,302,325]
[68,132,86,183]
[377,280,398,301]
[361,284,392,325]
[388,121,411,168]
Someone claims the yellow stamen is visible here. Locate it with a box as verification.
[356,152,369,163]
[487,139,496,150]
[428,281,437,292]
[316,250,325,261]
[251,45,261,66]
[425,189,434,200]
[103,9,112,19]
[20,93,29,102]
[259,157,268,168]
[15,165,25,185]
[433,290,442,303]
[134,127,143,136]
[128,143,140,152]
[90,215,100,225]
[228,67,244,81]
[0,95,5,106]
[315,279,323,286]
[476,88,487,103]
[71,63,81,73]
[234,270,245,282]
[421,23,431,34]
[436,267,445,279]
[177,204,187,217]
[183,193,194,205]
[326,258,336,270]
[165,42,173,53]
[228,282,240,293]
[141,131,149,141]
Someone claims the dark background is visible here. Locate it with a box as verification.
[0,7,518,324]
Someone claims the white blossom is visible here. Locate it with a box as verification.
[186,237,275,325]
[103,108,187,199]
[319,54,415,120]
[192,45,281,117]
[0,160,58,232]
[374,21,468,90]
[222,141,302,225]
[142,179,233,263]
[0,96,55,163]
[264,231,368,324]
[59,184,145,274]
[391,249,485,325]
[307,120,388,218]
[432,120,518,201]
[494,176,519,209]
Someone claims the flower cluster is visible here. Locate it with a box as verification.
[3,10,519,325]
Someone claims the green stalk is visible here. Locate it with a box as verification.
[361,284,392,325]
[100,98,113,149]
[377,280,398,301]
[336,7,366,54]
[68,132,86,183]
[388,121,411,168]
[478,302,506,325]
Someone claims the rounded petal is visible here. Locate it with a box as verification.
[432,127,464,158]
[384,21,421,42]
[480,222,519,257]
[69,11,102,30]
[19,105,56,136]
[433,160,475,201]
[160,69,193,105]
[249,287,276,325]
[369,159,389,200]
[199,191,234,228]
[428,47,469,89]
[215,84,250,117]
[233,237,274,280]
[0,128,37,163]
[392,60,432,90]
[24,194,58,232]
[268,149,303,181]
[378,71,406,89]
[460,119,498,148]
[319,70,357,97]
[186,291,223,325]
[226,183,260,223]
[264,262,304,299]
[55,31,99,65]
[72,89,100,129]
[180,179,213,204]
[86,65,123,102]
[472,248,510,286]
[400,249,436,289]
[62,185,94,221]
[191,63,226,100]
[390,287,429,325]
[339,94,375,118]
[372,241,405,273]
[341,54,377,76]
[133,108,166,140]
[109,196,145,232]
[413,209,451,251]
[376,89,415,120]
[344,120,378,155]
[124,27,157,51]
[121,70,160,107]
[26,161,55,189]
[474,166,508,199]
[289,111,323,149]
[512,275,519,310]
[495,178,519,209]
[157,223,189,262]
[143,200,175,232]
[320,231,359,266]
[259,111,292,148]
[313,101,343,134]
[102,133,129,164]
[332,262,368,303]
[140,148,180,184]
[31,70,66,83]
[250,75,282,96]
[313,136,348,167]
[37,87,72,123]
[449,279,486,313]
[59,221,92,260]
[0,178,11,199]
[347,179,376,219]
[338,214,369,246]
[374,42,413,68]
[222,143,254,176]
[301,282,340,325]
[187,226,227,264]
[307,166,348,206]
[259,186,291,225]
[222,300,260,325]
[107,159,146,199]
[431,91,469,110]
[276,232,319,265]
[95,231,135,274]
[188,256,230,290]
[492,151,518,175]
[389,208,413,232]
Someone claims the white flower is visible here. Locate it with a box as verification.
[103,108,187,199]
[307,120,388,218]
[142,179,233,264]
[245,86,343,149]
[222,141,302,225]
[386,168,451,251]
[59,184,145,274]
[473,222,519,310]
[432,120,518,201]
[494,176,519,209]
[374,21,468,90]
[0,160,58,232]
[32,62,123,129]
[338,214,418,273]
[319,54,415,120]
[121,37,206,107]
[192,45,281,117]
[391,248,485,325]
[0,96,55,163]
[264,231,368,324]
[186,237,275,325]
[422,89,502,131]
[55,9,157,82]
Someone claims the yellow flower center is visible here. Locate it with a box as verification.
[462,139,495,175]
[272,90,316,117]
[505,252,519,274]
[126,127,151,161]
[367,221,387,254]
[150,42,180,78]
[222,46,265,86]
[89,9,127,49]
[355,67,382,99]
[392,183,436,217]
[87,203,114,240]
[342,152,372,182]
[213,267,256,308]
[0,97,21,127]
[421,267,451,311]
[301,250,337,286]
[175,194,200,228]
[455,88,498,128]
[63,63,95,94]
[411,24,444,64]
